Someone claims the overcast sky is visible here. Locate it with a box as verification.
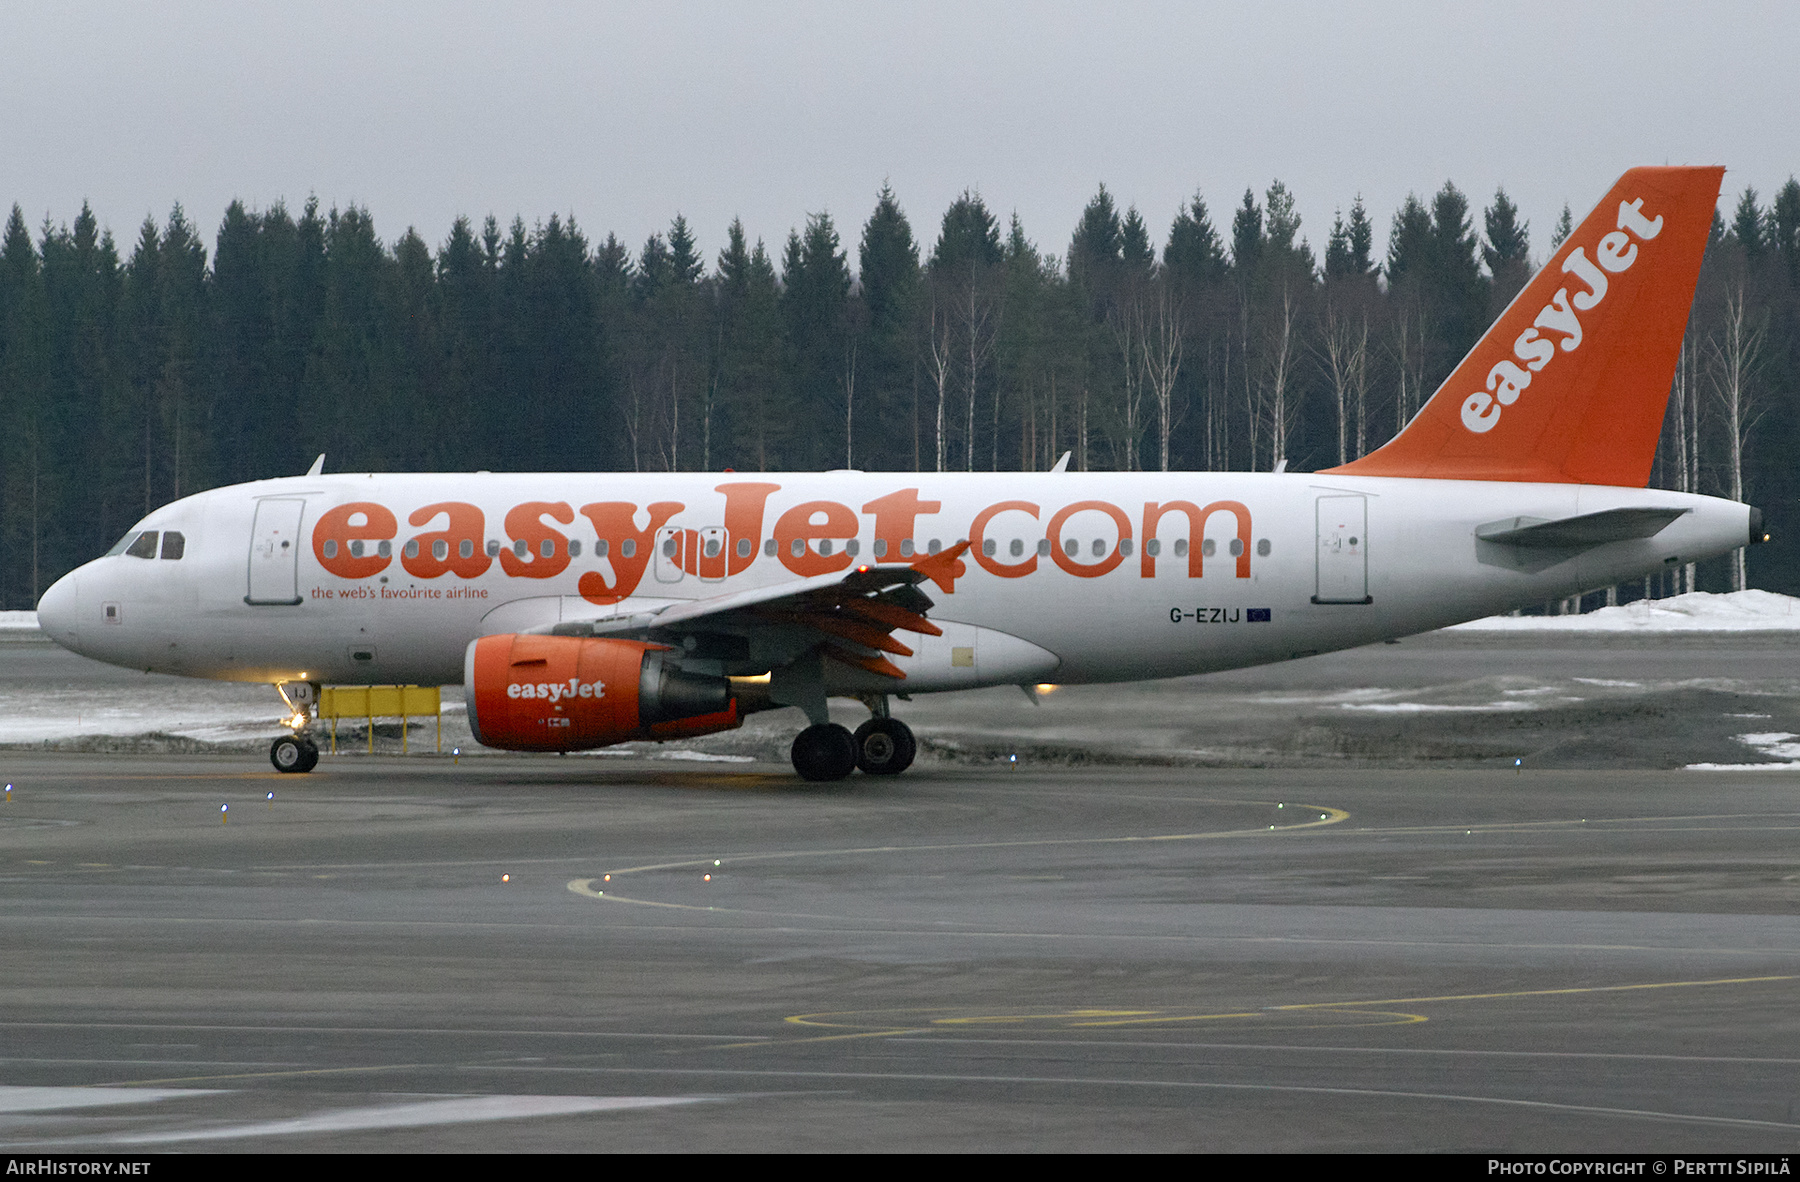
[3,1,1794,273]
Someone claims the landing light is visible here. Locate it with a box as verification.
[1034,683,1059,696]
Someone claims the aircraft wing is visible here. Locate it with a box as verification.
[536,542,971,680]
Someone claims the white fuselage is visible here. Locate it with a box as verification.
[36,471,1752,693]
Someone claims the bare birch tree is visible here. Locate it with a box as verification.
[1263,285,1299,470]
[1706,284,1766,591]
[961,266,998,471]
[1134,279,1184,471]
[1107,294,1144,470]
[1316,297,1366,467]
[926,297,954,472]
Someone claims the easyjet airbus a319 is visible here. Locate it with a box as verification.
[35,167,1762,780]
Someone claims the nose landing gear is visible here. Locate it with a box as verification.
[271,681,320,774]
[270,732,319,773]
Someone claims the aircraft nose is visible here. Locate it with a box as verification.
[36,571,80,648]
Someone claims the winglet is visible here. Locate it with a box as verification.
[306,454,326,477]
[1324,166,1723,487]
[909,539,970,594]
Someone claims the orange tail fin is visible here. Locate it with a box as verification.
[1323,166,1722,486]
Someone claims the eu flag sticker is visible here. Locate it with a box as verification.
[1246,608,1271,623]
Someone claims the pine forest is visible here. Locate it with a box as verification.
[0,178,1796,610]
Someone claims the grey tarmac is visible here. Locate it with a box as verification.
[2,749,1800,1150]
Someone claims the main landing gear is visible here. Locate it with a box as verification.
[789,701,916,782]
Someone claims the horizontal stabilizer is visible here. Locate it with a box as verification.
[1475,507,1689,548]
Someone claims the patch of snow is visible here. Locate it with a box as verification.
[1687,731,1800,771]
[1451,590,1800,632]
[1339,700,1538,713]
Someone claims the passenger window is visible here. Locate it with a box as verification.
[377,540,392,558]
[486,539,501,557]
[622,539,636,558]
[568,539,581,557]
[540,539,555,558]
[404,540,420,558]
[125,531,159,559]
[737,538,752,558]
[459,539,474,559]
[596,539,609,557]
[160,532,185,560]
[434,540,448,560]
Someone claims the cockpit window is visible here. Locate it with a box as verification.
[124,531,159,559]
[160,531,185,560]
[105,531,137,557]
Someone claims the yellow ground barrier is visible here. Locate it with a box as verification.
[318,685,442,754]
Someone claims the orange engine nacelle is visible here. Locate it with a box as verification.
[464,633,740,752]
